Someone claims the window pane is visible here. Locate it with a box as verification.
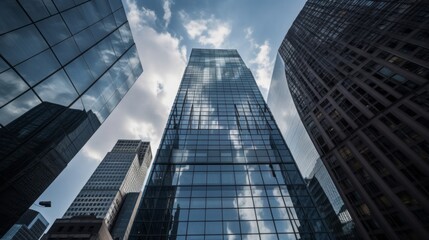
[74,28,95,52]
[36,14,71,46]
[0,58,8,73]
[16,49,61,86]
[0,25,48,65]
[0,69,29,106]
[61,6,87,34]
[0,90,41,125]
[19,0,50,21]
[0,0,31,34]
[34,70,78,106]
[65,56,95,93]
[52,37,80,65]
[84,47,107,79]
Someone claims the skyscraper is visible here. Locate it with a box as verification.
[1,209,48,240]
[278,0,429,239]
[0,0,142,233]
[63,140,152,230]
[129,49,331,239]
[268,54,357,239]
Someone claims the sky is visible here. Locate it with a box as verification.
[33,0,306,226]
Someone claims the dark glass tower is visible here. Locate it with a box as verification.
[0,0,142,234]
[268,54,357,240]
[279,1,429,239]
[129,49,331,239]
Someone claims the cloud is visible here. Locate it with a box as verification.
[184,19,208,39]
[163,0,172,28]
[126,0,156,29]
[245,28,274,98]
[180,12,231,48]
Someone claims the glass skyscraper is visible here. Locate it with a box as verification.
[0,0,142,234]
[268,54,357,240]
[129,49,331,239]
[278,0,429,239]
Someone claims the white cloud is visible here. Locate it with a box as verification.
[199,24,231,48]
[251,41,272,97]
[184,19,208,39]
[245,28,274,98]
[181,12,231,48]
[126,0,156,29]
[163,0,172,28]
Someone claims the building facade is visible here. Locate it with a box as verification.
[63,140,152,229]
[279,0,429,239]
[1,209,48,240]
[129,49,332,239]
[42,216,113,240]
[268,54,357,239]
[0,0,143,234]
[110,192,142,240]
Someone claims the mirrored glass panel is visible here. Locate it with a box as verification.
[65,56,95,94]
[18,0,50,21]
[0,25,48,65]
[34,70,78,106]
[0,0,31,34]
[0,90,41,126]
[36,14,71,46]
[0,69,29,106]
[52,37,80,65]
[16,49,61,86]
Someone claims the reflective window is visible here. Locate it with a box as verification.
[84,47,107,79]
[65,56,95,93]
[90,21,108,42]
[109,31,127,57]
[0,58,8,73]
[61,6,87,34]
[16,49,61,86]
[52,37,81,65]
[19,0,50,21]
[34,70,78,106]
[0,0,31,34]
[80,1,100,26]
[0,69,29,106]
[36,14,71,46]
[0,25,48,65]
[0,90,41,125]
[97,39,117,67]
[113,8,127,26]
[74,28,95,52]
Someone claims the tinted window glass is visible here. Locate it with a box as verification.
[0,25,48,65]
[0,0,31,34]
[36,14,71,46]
[16,49,61,86]
[0,90,41,125]
[34,70,78,106]
[0,69,29,106]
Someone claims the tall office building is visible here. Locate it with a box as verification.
[1,209,48,240]
[63,140,152,230]
[129,49,331,239]
[268,54,357,239]
[0,0,143,233]
[279,1,429,239]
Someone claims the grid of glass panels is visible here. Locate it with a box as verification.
[268,54,357,240]
[129,49,331,239]
[0,0,142,234]
[279,1,429,239]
